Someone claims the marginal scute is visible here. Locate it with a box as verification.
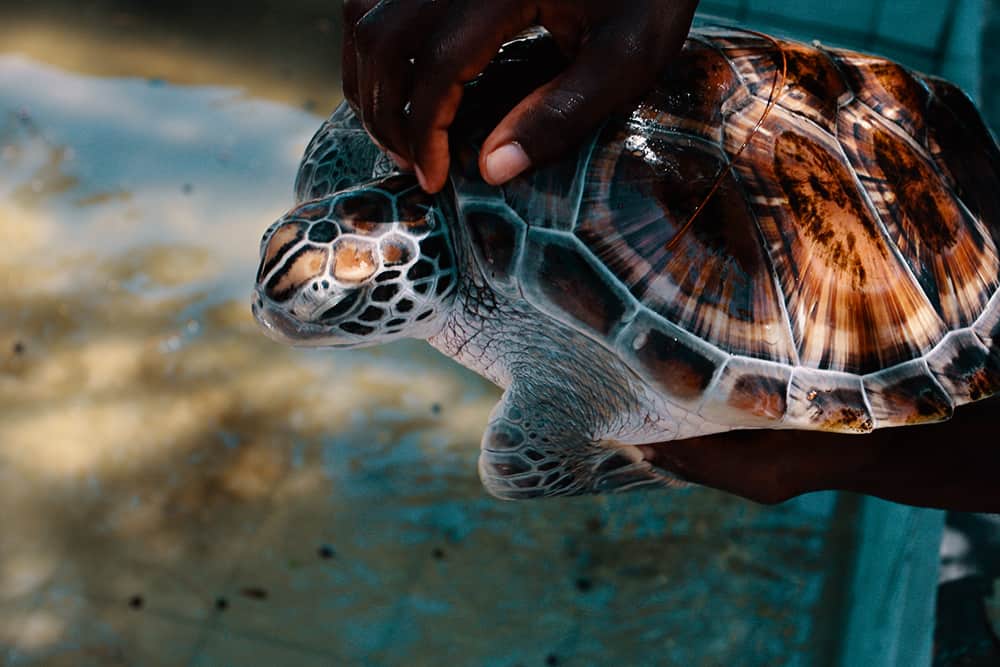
[975,295,1000,346]
[464,206,524,294]
[577,124,797,363]
[521,230,632,338]
[863,360,954,427]
[926,331,1000,406]
[786,369,874,433]
[619,310,727,406]
[700,357,790,426]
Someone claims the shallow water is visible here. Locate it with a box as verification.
[0,1,984,665]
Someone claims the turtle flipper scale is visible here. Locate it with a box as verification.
[478,389,682,499]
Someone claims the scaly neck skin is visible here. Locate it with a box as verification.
[426,217,655,441]
[424,194,515,389]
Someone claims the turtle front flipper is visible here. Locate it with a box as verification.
[295,102,397,203]
[478,388,685,500]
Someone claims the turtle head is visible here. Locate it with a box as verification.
[252,175,457,348]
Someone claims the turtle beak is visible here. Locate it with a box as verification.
[251,289,358,348]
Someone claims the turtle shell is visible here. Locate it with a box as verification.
[451,27,1000,433]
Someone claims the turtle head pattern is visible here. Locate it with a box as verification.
[253,175,458,348]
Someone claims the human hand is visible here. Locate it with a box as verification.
[640,396,1000,512]
[342,0,700,193]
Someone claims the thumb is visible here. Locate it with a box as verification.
[478,22,680,185]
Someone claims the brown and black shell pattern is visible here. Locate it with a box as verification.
[453,27,1000,434]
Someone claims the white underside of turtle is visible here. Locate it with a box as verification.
[252,28,1000,499]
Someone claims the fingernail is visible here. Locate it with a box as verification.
[483,143,531,185]
[388,151,413,171]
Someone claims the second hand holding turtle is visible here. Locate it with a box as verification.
[341,0,701,193]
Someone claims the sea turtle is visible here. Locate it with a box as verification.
[252,27,1000,499]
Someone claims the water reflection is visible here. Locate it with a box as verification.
[1,51,847,666]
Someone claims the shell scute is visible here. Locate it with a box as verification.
[520,230,633,339]
[700,357,791,426]
[576,122,797,364]
[922,78,1000,246]
[862,360,954,427]
[786,369,874,434]
[501,136,595,232]
[926,331,1000,406]
[769,42,851,133]
[729,101,947,373]
[617,310,727,406]
[637,37,747,144]
[829,50,930,142]
[463,205,524,295]
[837,101,999,328]
[714,33,850,134]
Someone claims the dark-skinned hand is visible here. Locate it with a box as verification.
[342,0,700,192]
[641,395,1000,512]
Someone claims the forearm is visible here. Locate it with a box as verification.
[824,402,1000,512]
[644,396,1000,512]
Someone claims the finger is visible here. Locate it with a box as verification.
[342,0,381,114]
[406,0,538,193]
[479,12,695,185]
[354,0,450,162]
